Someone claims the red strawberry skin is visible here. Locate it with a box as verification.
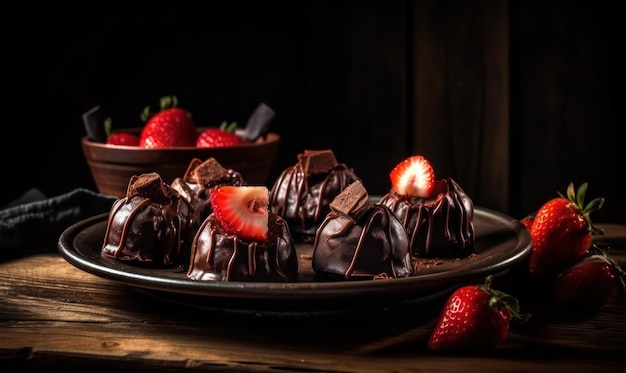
[428,283,511,352]
[551,254,619,312]
[139,108,197,148]
[106,132,140,146]
[196,128,247,148]
[529,197,591,279]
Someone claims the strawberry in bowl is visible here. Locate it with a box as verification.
[81,98,280,198]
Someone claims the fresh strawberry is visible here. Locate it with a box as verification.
[389,155,435,197]
[139,95,198,148]
[106,132,140,146]
[551,245,625,314]
[528,182,604,279]
[209,186,269,242]
[196,121,248,148]
[427,275,530,353]
[102,117,140,146]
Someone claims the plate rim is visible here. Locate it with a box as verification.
[58,207,531,301]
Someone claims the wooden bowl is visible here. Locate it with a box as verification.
[81,128,280,198]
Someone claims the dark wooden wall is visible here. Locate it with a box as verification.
[3,0,622,223]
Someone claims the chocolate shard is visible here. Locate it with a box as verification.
[126,172,169,203]
[185,157,230,184]
[329,180,371,220]
[297,149,339,176]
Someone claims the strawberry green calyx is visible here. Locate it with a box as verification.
[140,95,182,123]
[219,121,239,133]
[480,275,531,324]
[557,182,605,236]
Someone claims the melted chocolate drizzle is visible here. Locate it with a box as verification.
[378,177,475,258]
[312,204,413,280]
[187,213,298,282]
[269,163,360,238]
[102,194,192,266]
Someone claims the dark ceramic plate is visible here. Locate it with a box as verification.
[58,208,530,317]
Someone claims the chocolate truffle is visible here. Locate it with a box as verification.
[187,186,298,282]
[171,157,244,225]
[269,149,360,241]
[101,172,194,266]
[379,177,475,258]
[312,180,414,280]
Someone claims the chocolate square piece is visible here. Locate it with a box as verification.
[329,180,371,220]
[184,158,230,184]
[297,149,339,176]
[126,172,169,203]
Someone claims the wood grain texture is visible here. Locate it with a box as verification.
[1,224,625,372]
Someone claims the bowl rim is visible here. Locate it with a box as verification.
[82,130,280,151]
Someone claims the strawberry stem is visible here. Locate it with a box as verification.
[480,275,532,324]
[558,182,605,236]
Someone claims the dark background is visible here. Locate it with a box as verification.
[3,0,622,223]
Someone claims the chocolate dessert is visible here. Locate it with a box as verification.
[187,185,298,282]
[101,172,194,266]
[312,180,414,280]
[379,177,475,258]
[269,149,360,241]
[171,157,244,225]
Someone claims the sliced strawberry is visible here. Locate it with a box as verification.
[389,155,435,198]
[196,121,248,148]
[209,186,269,242]
[106,132,140,146]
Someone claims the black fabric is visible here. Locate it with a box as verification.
[0,188,117,261]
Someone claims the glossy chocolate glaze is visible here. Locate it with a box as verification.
[378,177,475,258]
[269,163,360,240]
[312,204,414,280]
[101,193,194,266]
[171,158,244,225]
[187,213,299,282]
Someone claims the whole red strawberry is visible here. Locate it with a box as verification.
[551,246,625,314]
[103,117,140,146]
[139,95,198,148]
[427,275,530,353]
[196,121,248,148]
[528,182,604,279]
[107,132,140,146]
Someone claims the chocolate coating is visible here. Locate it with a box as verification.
[378,177,475,258]
[187,213,298,282]
[312,204,414,280]
[269,162,360,240]
[101,191,194,266]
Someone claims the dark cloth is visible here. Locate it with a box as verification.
[0,188,117,261]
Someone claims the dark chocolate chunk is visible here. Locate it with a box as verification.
[297,149,339,176]
[329,180,371,220]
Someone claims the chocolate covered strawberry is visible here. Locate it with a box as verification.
[209,185,269,242]
[196,121,248,148]
[139,95,198,148]
[428,275,530,353]
[528,182,604,279]
[388,155,435,197]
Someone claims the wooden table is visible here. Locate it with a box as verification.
[1,224,625,372]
